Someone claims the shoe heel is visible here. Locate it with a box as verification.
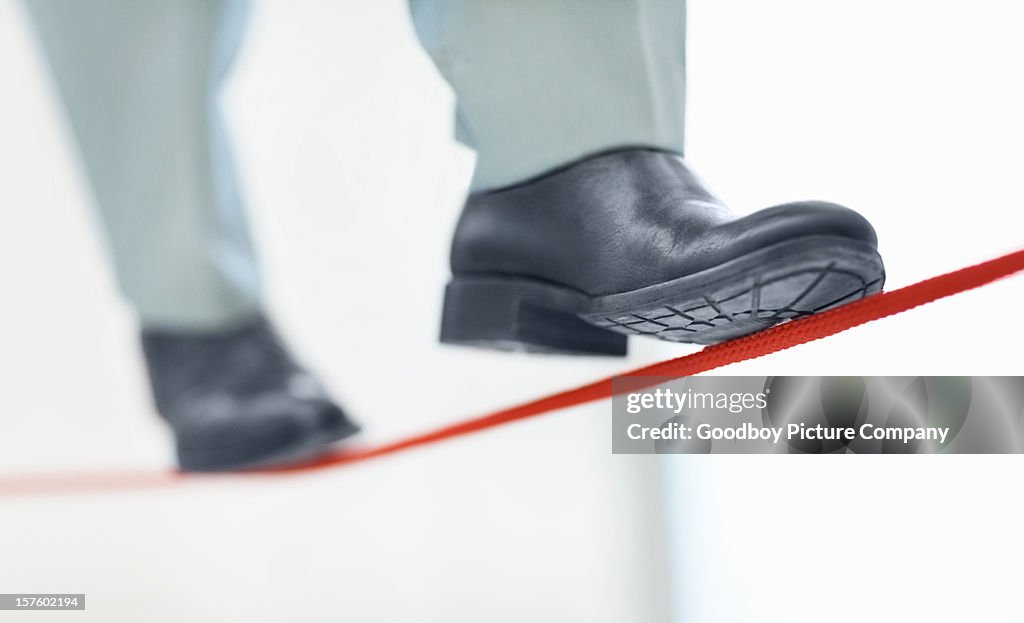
[440,277,627,356]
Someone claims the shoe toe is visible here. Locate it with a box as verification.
[173,393,356,471]
[733,200,879,248]
[311,401,360,441]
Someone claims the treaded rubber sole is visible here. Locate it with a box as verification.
[440,235,884,356]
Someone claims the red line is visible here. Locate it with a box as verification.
[3,248,1023,497]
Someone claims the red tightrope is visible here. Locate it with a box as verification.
[3,248,1023,497]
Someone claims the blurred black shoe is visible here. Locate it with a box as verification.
[141,315,359,472]
[441,148,885,356]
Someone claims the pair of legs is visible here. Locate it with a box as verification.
[25,0,687,330]
[24,0,884,470]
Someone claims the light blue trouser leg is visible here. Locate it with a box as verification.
[409,0,687,191]
[23,0,261,330]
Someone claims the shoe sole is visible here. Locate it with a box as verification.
[440,235,885,356]
[177,418,360,473]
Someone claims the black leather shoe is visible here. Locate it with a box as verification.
[441,149,885,356]
[141,315,359,471]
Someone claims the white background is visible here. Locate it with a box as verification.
[0,1,1022,622]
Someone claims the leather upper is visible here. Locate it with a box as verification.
[451,149,878,296]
